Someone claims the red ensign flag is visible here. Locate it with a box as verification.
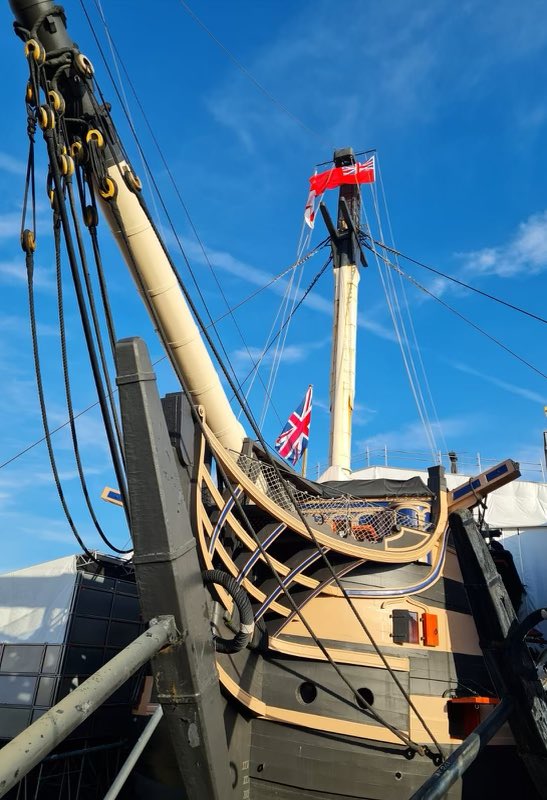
[304,156,375,228]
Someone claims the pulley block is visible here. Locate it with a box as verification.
[38,104,55,130]
[20,229,36,253]
[123,168,142,193]
[25,81,36,106]
[99,176,117,199]
[85,128,104,149]
[70,140,86,164]
[58,153,75,177]
[74,52,94,78]
[83,205,99,227]
[24,39,46,66]
[48,90,65,115]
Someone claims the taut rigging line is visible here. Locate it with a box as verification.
[366,242,547,381]
[370,236,547,326]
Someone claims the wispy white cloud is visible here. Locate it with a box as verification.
[0,214,23,240]
[0,315,58,337]
[447,360,545,404]
[185,239,398,342]
[232,340,325,370]
[0,260,55,291]
[355,416,474,455]
[314,396,377,427]
[204,0,547,152]
[458,210,547,278]
[0,152,26,176]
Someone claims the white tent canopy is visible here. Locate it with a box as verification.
[0,555,78,644]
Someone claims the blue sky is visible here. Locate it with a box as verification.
[0,0,545,570]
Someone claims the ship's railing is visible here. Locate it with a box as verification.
[314,447,546,482]
[233,451,432,542]
[0,616,176,799]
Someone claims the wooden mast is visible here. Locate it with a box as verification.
[323,148,363,478]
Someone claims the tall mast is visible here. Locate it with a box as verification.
[324,148,363,477]
[9,0,245,454]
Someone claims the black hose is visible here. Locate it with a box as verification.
[202,569,254,654]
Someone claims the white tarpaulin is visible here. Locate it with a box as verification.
[0,555,78,644]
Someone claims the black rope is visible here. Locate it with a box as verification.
[0,252,320,475]
[367,243,547,381]
[75,170,119,362]
[65,175,126,462]
[54,214,131,554]
[43,129,132,522]
[370,237,547,326]
[236,256,332,394]
[26,245,98,562]
[22,12,439,753]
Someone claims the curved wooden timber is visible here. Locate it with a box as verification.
[201,422,448,564]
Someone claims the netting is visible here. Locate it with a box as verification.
[234,453,432,543]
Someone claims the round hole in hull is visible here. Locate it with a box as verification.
[297,681,318,704]
[356,687,374,708]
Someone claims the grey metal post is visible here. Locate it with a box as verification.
[116,337,232,800]
[409,698,513,800]
[0,617,176,798]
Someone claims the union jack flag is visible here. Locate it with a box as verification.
[274,385,313,466]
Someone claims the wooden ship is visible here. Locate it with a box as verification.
[0,1,547,798]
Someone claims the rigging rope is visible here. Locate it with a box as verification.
[368,244,547,381]
[0,250,324,475]
[21,122,98,561]
[361,192,439,461]
[17,12,443,754]
[81,0,287,427]
[373,158,448,458]
[54,214,131,554]
[177,0,330,147]
[18,33,132,557]
[371,237,547,326]
[237,257,332,394]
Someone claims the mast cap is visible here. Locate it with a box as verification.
[333,147,355,167]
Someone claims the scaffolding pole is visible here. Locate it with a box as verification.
[0,616,176,798]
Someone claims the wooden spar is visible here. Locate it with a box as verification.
[8,0,245,455]
[96,162,246,453]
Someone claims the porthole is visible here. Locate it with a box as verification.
[356,687,374,708]
[297,681,317,705]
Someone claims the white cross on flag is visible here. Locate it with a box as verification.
[274,385,313,466]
